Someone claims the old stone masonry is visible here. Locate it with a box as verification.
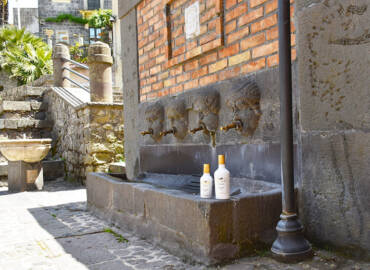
[0,179,368,270]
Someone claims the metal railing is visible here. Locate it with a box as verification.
[61,57,90,92]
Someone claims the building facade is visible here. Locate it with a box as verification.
[117,0,370,258]
[6,0,112,46]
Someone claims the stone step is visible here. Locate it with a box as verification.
[0,119,52,130]
[0,159,65,182]
[0,101,47,120]
[27,87,46,98]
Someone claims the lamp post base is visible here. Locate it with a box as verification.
[271,213,313,263]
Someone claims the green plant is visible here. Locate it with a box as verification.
[69,42,87,63]
[88,9,113,29]
[104,228,129,243]
[45,14,88,25]
[0,26,52,84]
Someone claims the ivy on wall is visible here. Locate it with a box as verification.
[45,14,88,25]
[45,9,113,29]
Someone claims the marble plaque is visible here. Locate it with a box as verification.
[185,1,200,40]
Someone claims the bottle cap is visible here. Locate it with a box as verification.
[218,155,225,165]
[203,164,210,174]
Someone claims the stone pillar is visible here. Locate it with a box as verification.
[52,43,70,87]
[8,161,43,192]
[88,42,113,103]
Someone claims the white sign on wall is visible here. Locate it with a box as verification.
[185,1,200,40]
[56,30,69,44]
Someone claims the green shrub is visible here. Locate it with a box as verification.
[0,26,52,85]
[45,14,88,25]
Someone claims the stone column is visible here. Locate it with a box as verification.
[52,43,70,87]
[87,42,113,103]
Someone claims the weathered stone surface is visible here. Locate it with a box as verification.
[109,162,126,174]
[297,0,370,131]
[299,131,370,257]
[44,90,124,182]
[87,173,282,265]
[0,101,31,112]
[297,0,370,257]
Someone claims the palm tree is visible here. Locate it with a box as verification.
[0,26,53,84]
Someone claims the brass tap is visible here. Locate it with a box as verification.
[190,126,204,134]
[140,128,153,136]
[220,120,243,131]
[160,127,176,136]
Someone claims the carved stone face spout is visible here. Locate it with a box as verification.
[144,102,164,142]
[224,81,261,136]
[190,90,220,132]
[165,98,187,140]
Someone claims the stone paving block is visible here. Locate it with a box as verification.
[1,101,31,112]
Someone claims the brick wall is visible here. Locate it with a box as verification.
[137,0,295,102]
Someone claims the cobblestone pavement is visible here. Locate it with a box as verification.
[0,179,368,270]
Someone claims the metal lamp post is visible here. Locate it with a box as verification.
[271,0,313,262]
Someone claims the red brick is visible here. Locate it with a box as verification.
[225,4,248,22]
[251,14,277,33]
[200,74,218,86]
[184,79,199,90]
[150,65,161,75]
[242,58,266,73]
[170,65,183,76]
[191,66,208,79]
[266,27,278,40]
[225,20,236,34]
[250,0,268,8]
[266,0,278,14]
[240,32,266,50]
[200,32,218,45]
[172,46,185,57]
[252,41,278,58]
[219,43,240,58]
[177,72,191,83]
[227,26,249,44]
[152,81,164,91]
[267,54,278,67]
[164,77,176,87]
[219,66,241,81]
[184,60,199,72]
[170,84,184,95]
[238,7,263,27]
[200,52,218,66]
[209,59,228,73]
[225,0,237,9]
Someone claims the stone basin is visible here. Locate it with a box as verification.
[0,139,52,163]
[0,139,52,192]
[87,172,282,265]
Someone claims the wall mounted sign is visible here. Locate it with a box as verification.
[56,30,69,43]
[185,1,200,40]
[52,0,71,3]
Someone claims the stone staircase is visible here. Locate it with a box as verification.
[0,77,64,185]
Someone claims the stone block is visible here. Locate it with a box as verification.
[87,173,282,265]
[299,131,370,256]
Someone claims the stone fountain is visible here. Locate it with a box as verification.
[0,139,52,192]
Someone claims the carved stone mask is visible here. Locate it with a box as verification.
[166,98,187,140]
[190,91,220,132]
[225,81,261,136]
[145,102,164,141]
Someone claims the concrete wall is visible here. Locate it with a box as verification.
[296,0,370,257]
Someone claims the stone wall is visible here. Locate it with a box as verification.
[296,0,370,257]
[0,70,18,92]
[38,0,88,45]
[44,90,124,183]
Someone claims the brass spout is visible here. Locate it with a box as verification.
[190,126,204,134]
[140,128,153,136]
[160,127,177,136]
[220,120,243,131]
